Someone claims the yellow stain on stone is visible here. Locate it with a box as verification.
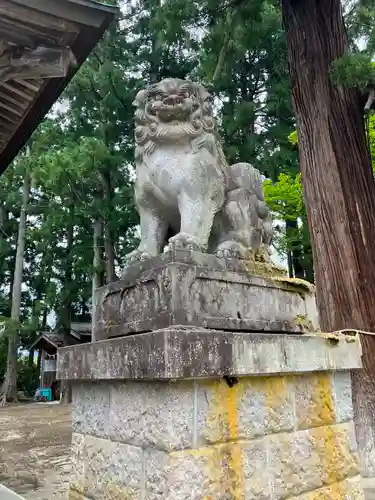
[203,380,243,442]
[103,483,135,500]
[287,477,364,499]
[189,379,246,499]
[309,424,359,487]
[68,489,84,500]
[203,376,290,443]
[263,376,288,427]
[197,376,291,499]
[295,373,335,429]
[226,386,244,500]
[171,442,246,499]
[307,481,347,500]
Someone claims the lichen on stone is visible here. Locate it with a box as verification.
[243,249,288,279]
[272,276,315,294]
[293,314,315,333]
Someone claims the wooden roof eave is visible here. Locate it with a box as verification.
[0,0,118,174]
[29,329,81,351]
[29,333,60,351]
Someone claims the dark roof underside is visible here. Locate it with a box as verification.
[0,0,117,174]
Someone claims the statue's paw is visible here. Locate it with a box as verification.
[125,248,153,265]
[214,241,248,260]
[168,232,204,252]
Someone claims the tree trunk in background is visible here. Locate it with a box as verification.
[285,218,304,278]
[92,219,103,328]
[60,203,74,404]
[41,305,48,330]
[286,251,293,279]
[101,170,116,283]
[37,349,41,378]
[0,203,7,288]
[282,0,375,478]
[0,169,30,403]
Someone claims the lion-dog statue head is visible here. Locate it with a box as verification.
[133,78,225,163]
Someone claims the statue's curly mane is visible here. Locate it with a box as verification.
[133,78,228,172]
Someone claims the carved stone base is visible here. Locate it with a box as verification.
[93,250,318,340]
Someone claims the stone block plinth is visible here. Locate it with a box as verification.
[93,249,318,340]
[58,328,364,500]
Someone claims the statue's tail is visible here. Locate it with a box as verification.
[225,162,273,250]
[226,162,265,209]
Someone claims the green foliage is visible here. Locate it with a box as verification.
[367,112,375,172]
[263,174,308,268]
[264,173,304,221]
[288,130,298,146]
[0,341,37,396]
[17,358,39,396]
[330,54,375,89]
[346,0,375,56]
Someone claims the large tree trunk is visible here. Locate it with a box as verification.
[0,170,30,404]
[282,0,375,478]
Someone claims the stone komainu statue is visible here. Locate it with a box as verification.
[126,78,273,264]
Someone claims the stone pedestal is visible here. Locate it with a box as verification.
[58,328,364,500]
[93,250,318,340]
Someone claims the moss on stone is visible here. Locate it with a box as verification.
[243,249,288,279]
[272,276,315,294]
[293,314,315,333]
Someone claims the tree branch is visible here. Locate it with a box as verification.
[365,89,375,111]
[212,11,234,83]
[92,50,128,110]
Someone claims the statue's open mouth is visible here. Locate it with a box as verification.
[149,94,194,122]
[157,103,188,122]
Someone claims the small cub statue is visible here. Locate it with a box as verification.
[126,78,273,264]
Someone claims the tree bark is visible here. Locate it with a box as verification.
[282,0,375,478]
[0,169,30,403]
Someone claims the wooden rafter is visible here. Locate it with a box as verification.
[0,0,118,174]
[0,44,77,82]
[14,79,43,93]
